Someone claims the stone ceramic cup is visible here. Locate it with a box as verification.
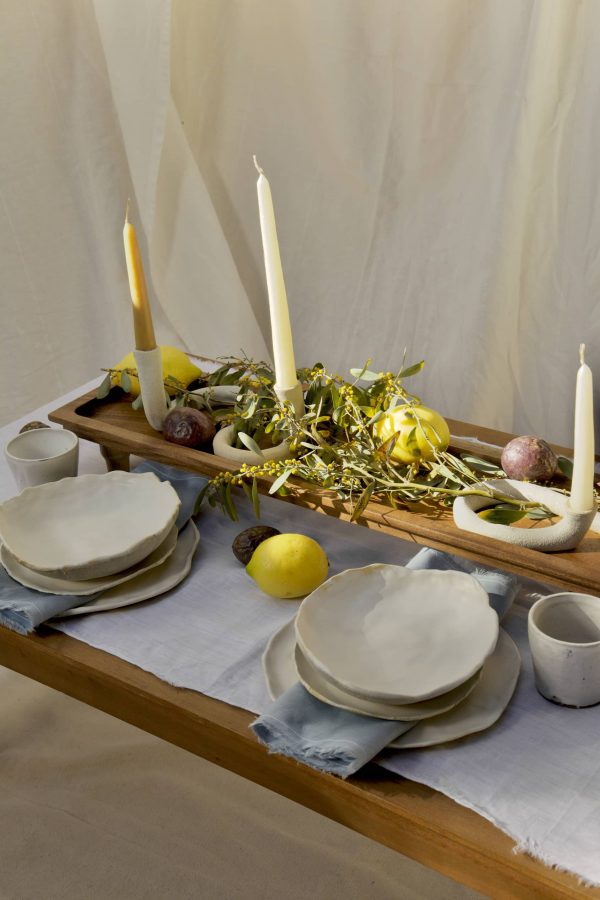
[528,592,600,707]
[4,427,79,492]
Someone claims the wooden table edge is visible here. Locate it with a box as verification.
[0,625,595,900]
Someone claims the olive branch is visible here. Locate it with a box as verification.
[98,353,583,525]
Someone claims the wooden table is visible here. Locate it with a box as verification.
[1,389,597,897]
[0,623,598,900]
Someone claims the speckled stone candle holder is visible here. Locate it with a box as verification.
[212,426,291,466]
[212,380,304,465]
[453,478,596,552]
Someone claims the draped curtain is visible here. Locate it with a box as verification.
[3,0,600,448]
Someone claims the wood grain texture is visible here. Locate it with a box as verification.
[0,624,596,900]
[49,389,600,594]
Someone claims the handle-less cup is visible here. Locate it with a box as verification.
[528,592,600,707]
[5,428,79,491]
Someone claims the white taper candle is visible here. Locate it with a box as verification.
[570,344,595,513]
[254,156,298,390]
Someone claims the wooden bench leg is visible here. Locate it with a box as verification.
[100,444,130,472]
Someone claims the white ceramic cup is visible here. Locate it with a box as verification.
[528,592,600,707]
[4,428,79,492]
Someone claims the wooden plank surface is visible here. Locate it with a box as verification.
[0,624,596,900]
[49,389,600,594]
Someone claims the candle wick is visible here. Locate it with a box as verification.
[253,155,264,176]
[125,198,131,224]
[580,343,586,365]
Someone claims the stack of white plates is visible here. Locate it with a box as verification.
[0,471,199,616]
[263,563,521,749]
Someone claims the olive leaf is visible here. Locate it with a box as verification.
[120,371,132,393]
[526,507,556,521]
[557,456,574,479]
[351,482,374,522]
[348,369,380,382]
[460,454,503,475]
[398,360,425,379]
[269,468,293,495]
[131,394,144,411]
[223,481,238,521]
[192,482,210,516]
[349,360,373,381]
[366,409,387,426]
[251,476,260,518]
[238,432,264,457]
[478,506,526,524]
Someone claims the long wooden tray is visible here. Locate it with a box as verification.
[49,388,600,594]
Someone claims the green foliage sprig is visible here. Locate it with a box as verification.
[99,353,584,524]
[193,357,561,524]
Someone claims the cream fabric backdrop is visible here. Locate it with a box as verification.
[3,0,599,444]
[1,5,595,896]
[171,0,600,447]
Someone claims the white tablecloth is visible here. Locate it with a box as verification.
[2,385,600,887]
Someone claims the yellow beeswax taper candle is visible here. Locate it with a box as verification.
[123,204,156,351]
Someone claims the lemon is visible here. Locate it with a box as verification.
[373,404,450,464]
[246,533,329,599]
[111,346,202,397]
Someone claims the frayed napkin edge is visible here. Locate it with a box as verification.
[0,610,31,635]
[251,718,363,778]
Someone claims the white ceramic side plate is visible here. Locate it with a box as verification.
[264,619,479,720]
[294,642,481,721]
[0,471,180,579]
[1,525,178,596]
[53,521,200,617]
[295,564,498,703]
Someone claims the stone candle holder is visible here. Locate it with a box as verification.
[212,425,292,465]
[212,381,304,465]
[133,348,168,432]
[453,478,596,552]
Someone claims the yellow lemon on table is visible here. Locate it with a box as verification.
[373,404,450,465]
[111,346,202,397]
[246,533,329,599]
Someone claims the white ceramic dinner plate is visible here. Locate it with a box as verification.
[0,471,180,579]
[53,521,200,617]
[263,619,520,749]
[295,564,499,703]
[1,525,179,595]
[294,642,481,721]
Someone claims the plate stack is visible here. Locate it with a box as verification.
[264,564,521,749]
[0,471,199,616]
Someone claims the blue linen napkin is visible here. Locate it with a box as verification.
[252,683,414,778]
[251,551,518,779]
[0,463,207,635]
